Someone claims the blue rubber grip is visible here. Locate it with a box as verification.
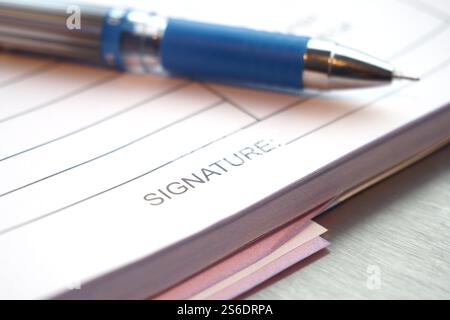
[101,9,132,70]
[161,19,310,90]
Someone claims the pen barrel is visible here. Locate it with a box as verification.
[161,19,310,90]
[0,0,106,64]
[0,1,396,90]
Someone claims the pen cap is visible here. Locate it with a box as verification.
[161,19,310,90]
[0,0,106,64]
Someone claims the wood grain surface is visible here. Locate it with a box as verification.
[247,144,450,299]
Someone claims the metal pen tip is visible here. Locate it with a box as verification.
[392,72,420,81]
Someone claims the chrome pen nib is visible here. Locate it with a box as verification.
[392,72,420,81]
[302,39,419,89]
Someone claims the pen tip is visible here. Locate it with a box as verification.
[392,72,420,81]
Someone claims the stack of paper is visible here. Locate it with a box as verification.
[154,202,331,300]
[0,0,449,299]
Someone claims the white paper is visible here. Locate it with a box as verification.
[0,0,449,298]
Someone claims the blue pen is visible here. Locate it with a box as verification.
[0,0,418,92]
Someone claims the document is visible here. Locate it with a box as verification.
[0,0,449,299]
[154,220,328,300]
